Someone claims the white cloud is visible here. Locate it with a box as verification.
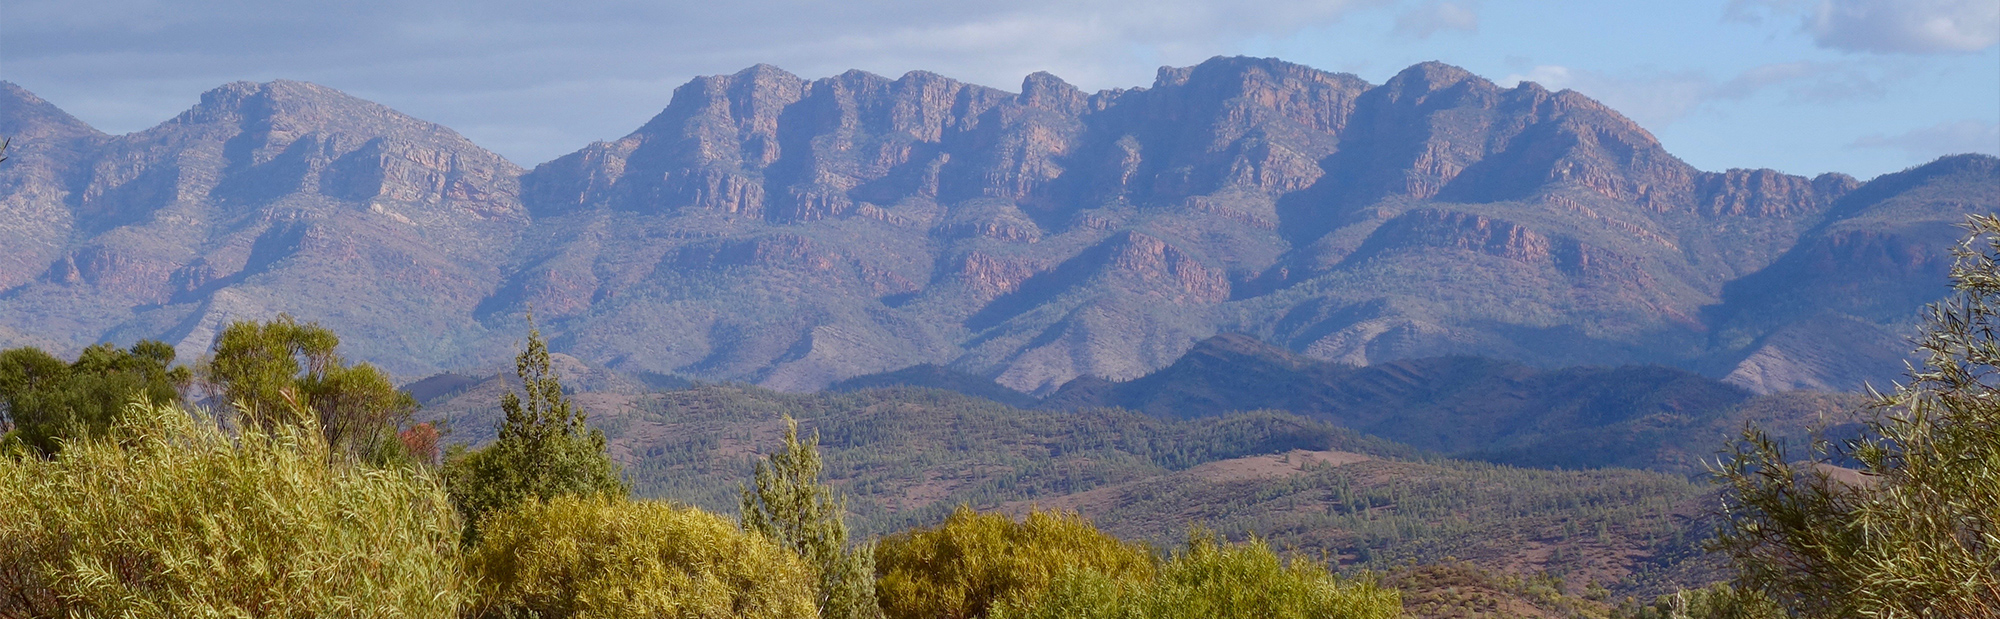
[1394,2,1479,39]
[1850,120,2000,157]
[1729,0,2000,54]
[1711,61,1887,102]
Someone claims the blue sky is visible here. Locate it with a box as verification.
[3,0,1994,179]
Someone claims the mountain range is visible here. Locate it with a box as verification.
[1,57,1993,393]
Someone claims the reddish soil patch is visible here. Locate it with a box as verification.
[1002,449,1373,516]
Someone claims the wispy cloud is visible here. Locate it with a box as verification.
[1393,2,1479,39]
[1503,60,1896,128]
[1850,120,2000,157]
[1710,61,1888,102]
[1728,0,2000,54]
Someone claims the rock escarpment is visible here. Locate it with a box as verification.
[0,80,524,372]
[0,57,1989,392]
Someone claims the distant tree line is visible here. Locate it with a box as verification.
[0,313,1402,618]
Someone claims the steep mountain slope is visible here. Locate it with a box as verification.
[0,80,526,374]
[500,59,1936,391]
[0,59,1989,391]
[496,57,1889,392]
[1041,333,1866,473]
[1708,154,2000,393]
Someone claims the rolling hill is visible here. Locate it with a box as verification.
[829,332,1867,473]
[416,376,1724,601]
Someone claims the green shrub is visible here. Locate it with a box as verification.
[198,316,418,463]
[445,321,625,544]
[0,340,188,456]
[992,532,1400,619]
[465,495,817,619]
[875,507,1156,619]
[0,401,465,617]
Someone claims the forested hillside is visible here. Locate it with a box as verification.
[418,377,1718,599]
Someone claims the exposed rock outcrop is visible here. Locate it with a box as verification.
[1,60,1988,394]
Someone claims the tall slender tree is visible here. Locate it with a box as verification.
[444,316,626,543]
[742,416,883,619]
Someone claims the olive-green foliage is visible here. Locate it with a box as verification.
[444,322,626,544]
[1385,561,1612,619]
[200,315,416,461]
[591,383,1708,589]
[742,415,882,619]
[1610,583,1784,619]
[0,401,465,618]
[875,507,1156,619]
[1070,452,1708,586]
[465,495,818,619]
[1712,214,2000,618]
[0,340,188,456]
[615,384,1410,535]
[990,532,1400,619]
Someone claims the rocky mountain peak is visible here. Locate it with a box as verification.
[648,63,807,139]
[0,83,111,291]
[3,60,1984,398]
[1380,61,1488,103]
[175,80,394,135]
[1020,72,1086,114]
[0,82,104,141]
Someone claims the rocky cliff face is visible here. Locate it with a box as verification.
[0,84,107,294]
[0,80,525,373]
[0,58,1990,392]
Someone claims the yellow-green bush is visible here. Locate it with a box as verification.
[465,495,817,619]
[991,533,1401,619]
[0,401,465,618]
[875,507,1156,619]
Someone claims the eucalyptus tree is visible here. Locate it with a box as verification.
[1713,215,2000,617]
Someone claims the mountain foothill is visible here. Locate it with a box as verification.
[1,56,1993,398]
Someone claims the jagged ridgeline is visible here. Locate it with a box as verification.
[0,58,1994,395]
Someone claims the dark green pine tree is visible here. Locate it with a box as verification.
[742,416,884,619]
[445,317,626,543]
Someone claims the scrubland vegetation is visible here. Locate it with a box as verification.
[1,215,1995,618]
[0,317,1397,618]
[0,403,464,617]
